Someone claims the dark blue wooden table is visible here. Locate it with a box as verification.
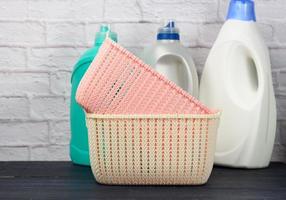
[0,162,285,200]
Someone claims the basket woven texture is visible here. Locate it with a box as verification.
[86,114,220,185]
[76,38,220,185]
[76,38,213,115]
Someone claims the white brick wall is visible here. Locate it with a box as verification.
[0,0,285,162]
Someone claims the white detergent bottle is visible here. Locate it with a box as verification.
[141,20,199,97]
[200,0,277,168]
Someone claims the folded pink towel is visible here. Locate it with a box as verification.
[76,38,214,115]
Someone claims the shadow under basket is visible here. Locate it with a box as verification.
[85,112,220,185]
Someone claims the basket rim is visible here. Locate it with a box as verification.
[86,111,221,119]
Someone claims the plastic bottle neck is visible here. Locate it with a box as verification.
[94,25,117,46]
[157,39,180,44]
[94,34,117,46]
[157,20,180,41]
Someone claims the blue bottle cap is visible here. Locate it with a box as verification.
[227,0,256,21]
[157,20,180,40]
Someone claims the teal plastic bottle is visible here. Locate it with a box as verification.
[70,25,117,165]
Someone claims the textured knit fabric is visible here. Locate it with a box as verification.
[86,113,220,185]
[76,38,215,115]
[76,38,221,185]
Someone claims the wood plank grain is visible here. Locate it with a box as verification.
[0,162,285,200]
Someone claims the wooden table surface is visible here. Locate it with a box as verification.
[0,162,285,200]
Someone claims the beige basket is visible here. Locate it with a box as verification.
[86,113,220,185]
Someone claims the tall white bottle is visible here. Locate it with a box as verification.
[200,0,277,168]
[141,20,199,97]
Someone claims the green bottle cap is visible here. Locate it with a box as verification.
[94,24,117,45]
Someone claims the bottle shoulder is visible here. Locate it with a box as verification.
[71,45,101,82]
[212,21,269,57]
[72,46,100,71]
[216,21,265,45]
[78,46,100,62]
[143,42,192,58]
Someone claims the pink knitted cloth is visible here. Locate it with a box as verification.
[76,38,214,115]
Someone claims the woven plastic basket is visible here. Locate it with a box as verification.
[76,38,213,115]
[77,38,221,185]
[86,113,220,185]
